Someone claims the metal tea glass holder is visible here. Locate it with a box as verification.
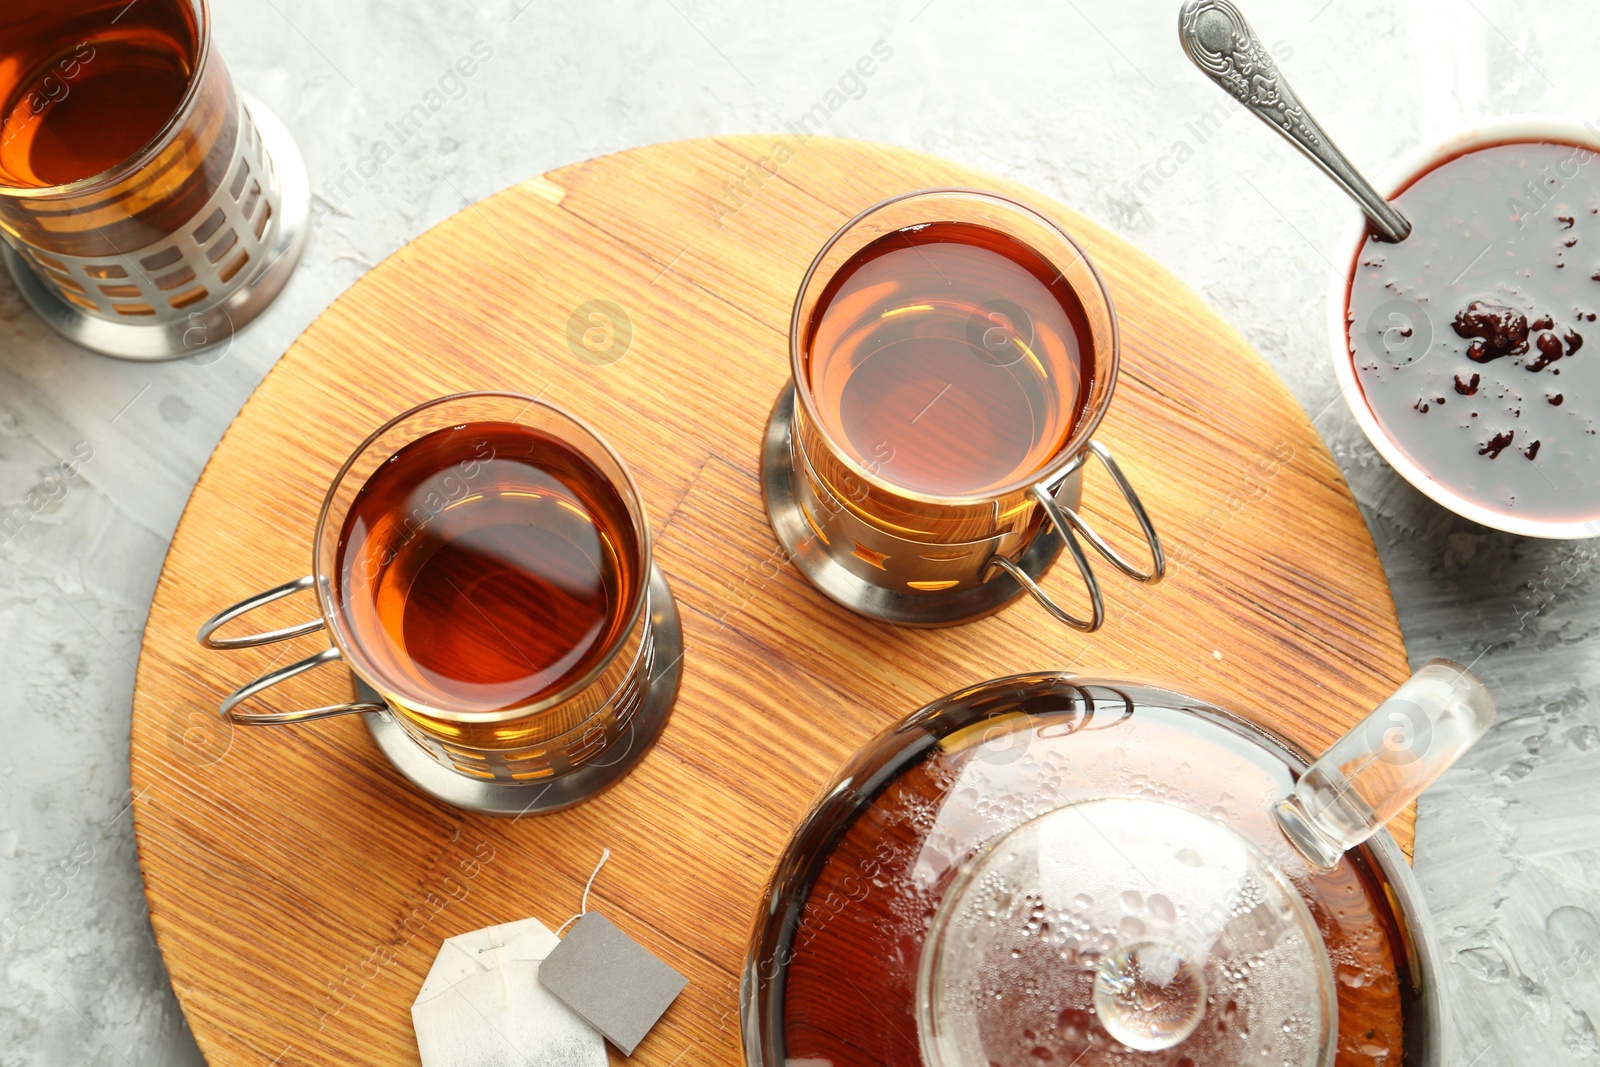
[196,394,683,817]
[0,0,307,361]
[764,188,1165,632]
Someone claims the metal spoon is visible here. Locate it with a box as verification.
[1178,0,1411,242]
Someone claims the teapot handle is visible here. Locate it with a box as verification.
[1274,658,1495,868]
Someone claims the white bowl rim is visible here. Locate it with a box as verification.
[1327,113,1600,540]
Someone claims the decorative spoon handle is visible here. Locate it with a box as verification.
[1178,0,1412,242]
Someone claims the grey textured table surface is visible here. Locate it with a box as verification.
[1,0,1595,1064]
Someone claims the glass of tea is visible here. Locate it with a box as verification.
[196,393,683,816]
[763,189,1165,632]
[0,0,308,361]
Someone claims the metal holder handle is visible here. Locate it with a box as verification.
[198,575,323,649]
[983,441,1165,633]
[1055,441,1166,583]
[196,576,385,725]
[986,523,1104,632]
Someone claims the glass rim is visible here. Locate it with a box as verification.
[309,390,654,725]
[0,0,214,200]
[788,186,1121,507]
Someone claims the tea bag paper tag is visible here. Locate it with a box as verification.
[538,912,688,1054]
[411,917,605,1067]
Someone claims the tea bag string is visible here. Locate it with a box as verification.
[556,848,611,937]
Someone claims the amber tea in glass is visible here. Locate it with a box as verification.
[0,0,248,263]
[0,0,199,190]
[803,219,1093,497]
[0,0,307,359]
[335,421,643,717]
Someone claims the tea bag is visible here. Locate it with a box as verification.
[539,912,688,1054]
[411,917,605,1067]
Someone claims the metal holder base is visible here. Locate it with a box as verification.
[362,563,684,817]
[1,93,309,362]
[761,383,1067,628]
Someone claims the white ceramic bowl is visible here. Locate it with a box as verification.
[1328,114,1600,539]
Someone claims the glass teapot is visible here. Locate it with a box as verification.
[743,661,1492,1067]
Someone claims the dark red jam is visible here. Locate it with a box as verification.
[1347,141,1600,521]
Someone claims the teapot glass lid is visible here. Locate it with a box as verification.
[919,797,1337,1066]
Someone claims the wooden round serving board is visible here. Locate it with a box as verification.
[130,137,1410,1067]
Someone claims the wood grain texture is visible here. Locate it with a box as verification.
[128,137,1410,1067]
